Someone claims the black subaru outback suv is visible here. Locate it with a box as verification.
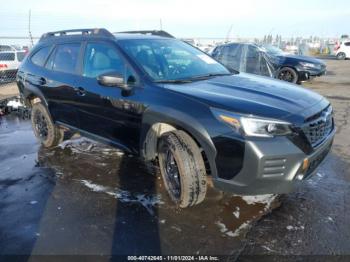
[17,28,335,208]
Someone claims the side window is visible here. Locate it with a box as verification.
[211,46,221,58]
[222,44,242,71]
[50,43,81,74]
[345,42,350,46]
[245,46,260,74]
[31,46,51,66]
[83,43,126,78]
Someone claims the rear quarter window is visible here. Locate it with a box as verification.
[0,52,15,61]
[31,46,51,66]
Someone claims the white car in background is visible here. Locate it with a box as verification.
[335,40,350,60]
[0,50,26,81]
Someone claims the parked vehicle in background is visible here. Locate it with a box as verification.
[283,44,299,55]
[211,43,326,84]
[0,45,16,52]
[335,40,350,60]
[211,43,275,78]
[0,51,26,81]
[18,28,335,208]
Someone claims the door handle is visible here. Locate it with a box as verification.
[74,87,86,96]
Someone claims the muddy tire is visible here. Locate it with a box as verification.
[277,67,298,84]
[31,103,63,148]
[158,130,207,208]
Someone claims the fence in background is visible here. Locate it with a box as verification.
[0,37,37,86]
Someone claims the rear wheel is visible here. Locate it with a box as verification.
[31,103,64,148]
[277,67,298,84]
[337,52,346,60]
[158,130,207,208]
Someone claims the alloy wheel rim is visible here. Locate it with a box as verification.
[279,70,295,82]
[34,111,49,140]
[164,149,181,200]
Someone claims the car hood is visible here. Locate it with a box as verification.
[163,73,327,122]
[276,53,325,65]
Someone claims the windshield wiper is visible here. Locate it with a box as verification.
[187,72,233,80]
[154,73,234,84]
[154,79,194,84]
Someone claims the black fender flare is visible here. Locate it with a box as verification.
[22,81,49,108]
[140,105,218,178]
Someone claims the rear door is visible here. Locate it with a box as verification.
[42,42,82,128]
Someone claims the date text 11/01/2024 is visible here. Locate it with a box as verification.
[127,255,220,261]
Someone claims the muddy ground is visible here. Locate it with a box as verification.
[0,58,349,260]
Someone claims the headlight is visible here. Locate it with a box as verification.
[300,62,319,68]
[211,108,293,137]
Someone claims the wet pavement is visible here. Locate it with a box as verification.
[0,59,349,260]
[0,114,278,257]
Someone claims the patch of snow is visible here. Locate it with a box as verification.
[261,245,275,252]
[7,100,23,109]
[30,201,38,205]
[171,226,182,232]
[286,225,305,231]
[58,137,125,156]
[233,206,240,219]
[215,221,228,233]
[58,137,92,150]
[327,216,334,222]
[215,221,251,238]
[79,179,163,215]
[241,194,276,205]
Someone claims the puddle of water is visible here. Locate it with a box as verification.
[0,114,281,255]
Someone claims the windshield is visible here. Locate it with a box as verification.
[118,39,230,82]
[260,45,285,56]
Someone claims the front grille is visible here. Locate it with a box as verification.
[303,106,333,147]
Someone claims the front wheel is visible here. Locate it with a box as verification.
[31,103,64,148]
[277,67,298,84]
[158,130,207,208]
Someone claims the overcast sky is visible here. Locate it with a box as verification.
[0,0,349,38]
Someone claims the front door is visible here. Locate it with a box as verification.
[75,41,144,152]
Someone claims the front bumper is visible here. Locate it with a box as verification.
[298,66,326,81]
[213,128,335,195]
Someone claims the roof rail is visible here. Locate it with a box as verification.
[115,30,175,38]
[39,28,114,41]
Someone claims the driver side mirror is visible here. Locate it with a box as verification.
[97,73,125,87]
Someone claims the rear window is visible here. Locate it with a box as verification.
[48,43,81,74]
[0,52,15,61]
[17,52,26,62]
[0,45,13,52]
[31,46,51,66]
